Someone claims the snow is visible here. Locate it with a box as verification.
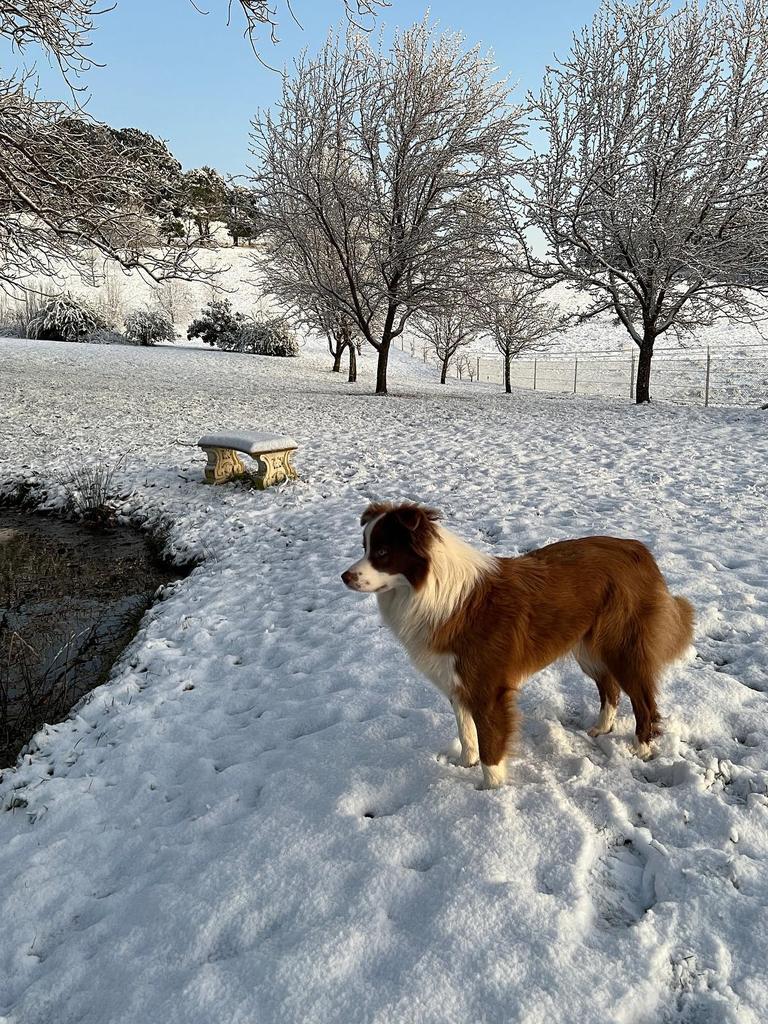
[198,431,298,454]
[1,336,767,1024]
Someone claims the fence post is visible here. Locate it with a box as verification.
[477,356,481,382]
[630,351,635,399]
[704,346,711,407]
[573,357,578,395]
[533,359,538,390]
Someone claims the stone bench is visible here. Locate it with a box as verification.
[198,431,298,489]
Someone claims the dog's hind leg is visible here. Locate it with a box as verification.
[603,654,661,757]
[575,644,620,738]
[588,674,621,737]
[450,698,479,767]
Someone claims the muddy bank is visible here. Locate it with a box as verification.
[0,511,184,765]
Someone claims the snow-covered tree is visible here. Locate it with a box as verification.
[521,0,768,403]
[187,298,245,348]
[183,167,228,243]
[224,183,260,246]
[481,275,559,394]
[251,19,524,394]
[412,297,482,385]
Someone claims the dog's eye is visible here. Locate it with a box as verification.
[374,547,388,559]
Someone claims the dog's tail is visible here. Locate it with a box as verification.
[669,595,695,662]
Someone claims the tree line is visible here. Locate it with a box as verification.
[3,0,767,403]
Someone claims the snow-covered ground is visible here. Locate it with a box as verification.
[1,337,767,1024]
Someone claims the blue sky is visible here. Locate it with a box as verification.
[11,0,601,175]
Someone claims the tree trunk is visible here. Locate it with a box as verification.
[375,342,390,395]
[635,334,655,404]
[504,352,511,393]
[440,354,450,384]
[347,343,357,383]
[332,344,343,373]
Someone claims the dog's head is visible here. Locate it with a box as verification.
[341,502,441,593]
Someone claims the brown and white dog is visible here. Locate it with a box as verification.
[342,502,694,789]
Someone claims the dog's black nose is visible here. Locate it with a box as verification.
[341,570,353,587]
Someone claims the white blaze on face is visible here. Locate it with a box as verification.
[342,515,407,594]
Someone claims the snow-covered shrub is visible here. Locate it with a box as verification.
[28,293,110,343]
[186,298,244,347]
[221,319,299,357]
[0,290,55,338]
[124,308,176,346]
[83,328,130,346]
[0,315,24,338]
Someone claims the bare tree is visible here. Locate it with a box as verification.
[521,0,768,403]
[482,275,558,393]
[251,18,524,394]
[264,227,360,380]
[313,301,360,382]
[412,296,481,384]
[461,354,476,382]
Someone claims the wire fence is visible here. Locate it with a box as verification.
[472,342,768,408]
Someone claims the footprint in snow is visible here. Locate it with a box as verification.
[591,838,656,928]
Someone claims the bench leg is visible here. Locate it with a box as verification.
[202,446,246,484]
[253,449,298,489]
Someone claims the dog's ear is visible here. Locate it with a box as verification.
[394,504,441,557]
[393,505,442,532]
[360,501,393,527]
[394,504,442,532]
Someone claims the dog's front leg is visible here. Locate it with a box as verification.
[450,698,479,768]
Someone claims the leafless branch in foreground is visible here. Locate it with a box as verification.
[225,0,388,46]
[0,0,107,80]
[0,80,218,296]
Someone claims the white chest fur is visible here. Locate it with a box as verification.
[376,589,458,696]
[373,526,495,698]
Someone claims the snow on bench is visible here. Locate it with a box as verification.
[198,430,298,489]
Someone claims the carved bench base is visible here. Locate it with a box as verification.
[202,445,298,489]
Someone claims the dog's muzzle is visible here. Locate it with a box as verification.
[341,569,362,591]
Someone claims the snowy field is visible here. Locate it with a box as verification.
[1,337,767,1024]
[5,248,768,412]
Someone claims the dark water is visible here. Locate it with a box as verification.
[0,511,184,766]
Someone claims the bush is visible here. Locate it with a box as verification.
[187,298,244,347]
[186,299,298,356]
[0,289,55,338]
[27,293,110,342]
[83,328,130,346]
[219,318,299,357]
[124,308,175,346]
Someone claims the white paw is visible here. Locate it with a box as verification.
[632,739,653,760]
[451,749,479,768]
[480,762,507,789]
[587,723,613,738]
[588,706,617,738]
